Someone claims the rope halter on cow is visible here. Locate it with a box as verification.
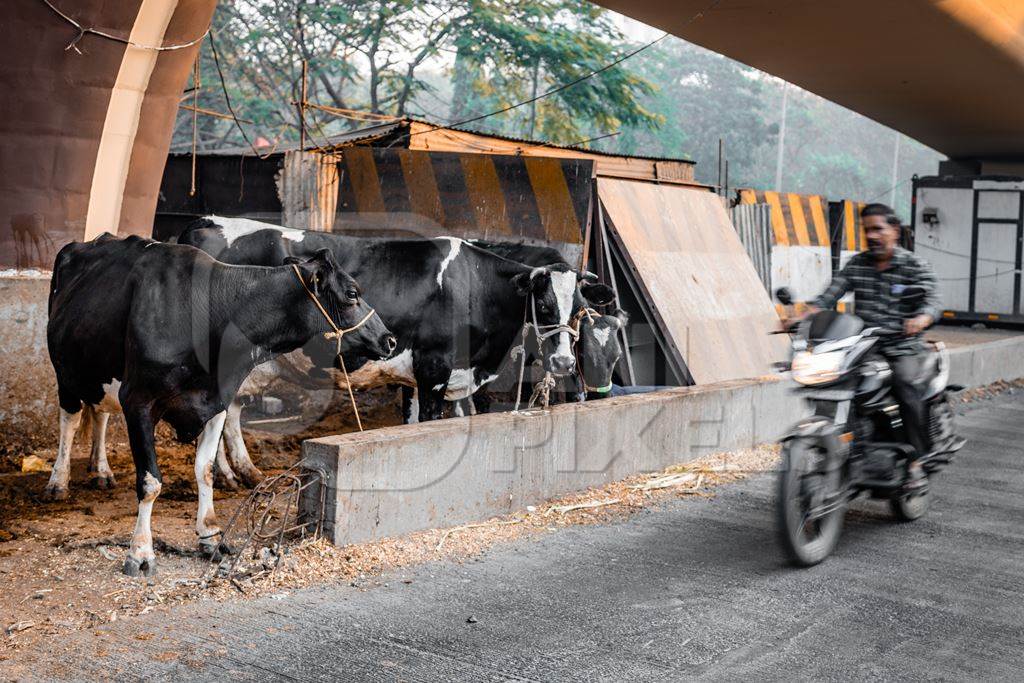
[513,292,588,412]
[530,292,581,346]
[291,264,378,431]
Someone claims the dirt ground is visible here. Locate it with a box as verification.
[0,386,403,656]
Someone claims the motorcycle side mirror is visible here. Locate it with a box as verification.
[775,287,794,306]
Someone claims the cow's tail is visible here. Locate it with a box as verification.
[78,403,95,443]
[176,217,219,248]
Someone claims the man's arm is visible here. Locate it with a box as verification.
[812,258,855,311]
[905,253,940,335]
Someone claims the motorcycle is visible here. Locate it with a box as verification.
[772,286,966,566]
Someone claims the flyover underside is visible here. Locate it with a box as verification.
[594,0,1024,160]
[0,0,217,269]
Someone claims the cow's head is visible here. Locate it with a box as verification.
[512,266,615,376]
[285,250,396,361]
[576,308,629,394]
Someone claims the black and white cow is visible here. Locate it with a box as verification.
[47,234,394,575]
[442,240,628,412]
[178,217,608,415]
[175,217,612,471]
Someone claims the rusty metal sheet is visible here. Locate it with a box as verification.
[599,179,788,384]
[333,149,592,264]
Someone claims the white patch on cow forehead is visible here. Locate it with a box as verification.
[593,327,611,347]
[549,271,575,325]
[207,215,306,247]
[436,237,463,287]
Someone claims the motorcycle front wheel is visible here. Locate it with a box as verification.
[776,438,847,566]
[889,490,929,521]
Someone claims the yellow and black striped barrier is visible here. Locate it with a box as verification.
[738,189,830,247]
[336,147,592,245]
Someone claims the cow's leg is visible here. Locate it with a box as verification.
[473,391,491,414]
[222,401,263,487]
[400,386,419,424]
[415,356,450,422]
[87,408,116,489]
[122,403,161,577]
[43,406,82,501]
[194,411,230,558]
[213,436,240,491]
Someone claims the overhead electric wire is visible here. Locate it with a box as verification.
[40,0,209,53]
[208,31,279,160]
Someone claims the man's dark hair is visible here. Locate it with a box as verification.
[861,203,901,227]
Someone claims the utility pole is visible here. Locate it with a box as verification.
[774,81,789,193]
[889,131,902,208]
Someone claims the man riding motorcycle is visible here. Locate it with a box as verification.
[799,203,941,491]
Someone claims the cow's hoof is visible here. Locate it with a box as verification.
[236,468,265,489]
[122,556,156,577]
[199,536,234,561]
[214,471,240,491]
[88,472,117,490]
[41,485,69,502]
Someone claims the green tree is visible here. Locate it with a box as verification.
[171,0,658,152]
[614,39,777,188]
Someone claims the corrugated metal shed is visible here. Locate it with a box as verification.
[731,203,772,292]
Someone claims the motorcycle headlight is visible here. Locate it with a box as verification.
[791,350,844,386]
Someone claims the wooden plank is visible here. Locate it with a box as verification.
[597,178,788,384]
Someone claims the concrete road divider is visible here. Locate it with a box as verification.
[302,377,803,546]
[302,334,1024,547]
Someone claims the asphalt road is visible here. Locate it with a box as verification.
[23,392,1024,681]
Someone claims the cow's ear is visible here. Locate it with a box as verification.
[513,270,550,296]
[282,256,302,265]
[302,249,337,294]
[310,248,338,270]
[612,308,630,328]
[581,282,614,306]
[511,272,532,296]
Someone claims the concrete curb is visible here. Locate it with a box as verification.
[302,335,1024,547]
[947,336,1024,388]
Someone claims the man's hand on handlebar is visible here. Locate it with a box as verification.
[904,313,933,336]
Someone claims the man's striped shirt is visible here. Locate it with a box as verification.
[813,247,940,356]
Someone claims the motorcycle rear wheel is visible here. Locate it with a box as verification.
[776,439,846,566]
